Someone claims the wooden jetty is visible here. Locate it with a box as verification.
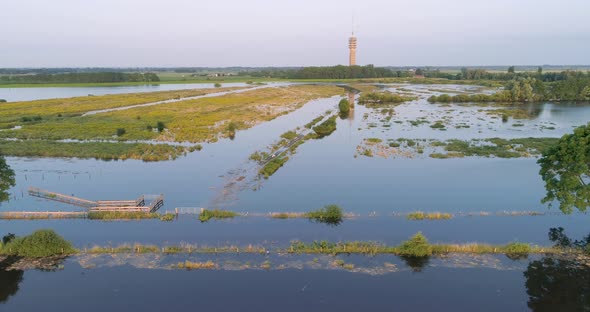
[27,187,163,213]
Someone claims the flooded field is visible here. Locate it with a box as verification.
[1,83,589,311]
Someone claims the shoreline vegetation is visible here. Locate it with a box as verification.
[2,231,587,264]
[0,209,563,221]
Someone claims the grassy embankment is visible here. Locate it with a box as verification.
[288,232,564,257]
[3,230,586,260]
[0,85,344,160]
[87,211,176,221]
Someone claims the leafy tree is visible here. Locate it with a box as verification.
[538,124,590,213]
[537,67,543,75]
[508,66,516,74]
[338,98,350,117]
[156,121,166,132]
[0,156,15,203]
[226,121,238,139]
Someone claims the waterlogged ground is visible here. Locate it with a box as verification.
[2,83,590,311]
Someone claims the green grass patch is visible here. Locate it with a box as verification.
[305,204,344,225]
[199,209,239,222]
[0,140,190,161]
[313,116,337,137]
[87,211,161,220]
[259,156,289,178]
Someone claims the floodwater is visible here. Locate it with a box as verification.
[1,83,590,311]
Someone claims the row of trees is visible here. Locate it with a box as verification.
[241,65,412,79]
[0,72,160,84]
[424,67,590,83]
[429,76,590,103]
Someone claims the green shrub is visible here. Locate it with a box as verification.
[0,230,76,258]
[156,121,166,132]
[397,232,433,257]
[116,128,126,136]
[306,204,343,225]
[214,83,222,88]
[199,209,238,222]
[159,213,175,221]
[338,98,350,114]
[313,116,337,137]
[504,242,531,256]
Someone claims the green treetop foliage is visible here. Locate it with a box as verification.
[508,66,516,74]
[0,72,160,85]
[0,156,15,203]
[538,124,590,214]
[338,98,350,114]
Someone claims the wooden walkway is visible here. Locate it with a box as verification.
[27,187,164,213]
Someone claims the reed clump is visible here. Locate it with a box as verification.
[407,212,453,220]
[177,260,218,270]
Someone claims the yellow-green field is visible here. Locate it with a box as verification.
[0,86,246,129]
[0,84,345,143]
[0,84,345,160]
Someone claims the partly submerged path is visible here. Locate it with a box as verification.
[81,84,279,116]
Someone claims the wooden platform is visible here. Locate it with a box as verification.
[27,187,164,213]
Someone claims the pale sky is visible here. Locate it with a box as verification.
[1,0,589,67]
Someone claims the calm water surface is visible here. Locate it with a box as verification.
[1,84,589,311]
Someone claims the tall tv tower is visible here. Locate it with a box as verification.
[349,18,357,66]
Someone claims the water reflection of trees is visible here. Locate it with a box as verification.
[524,257,590,311]
[400,256,430,272]
[524,227,590,311]
[0,257,24,303]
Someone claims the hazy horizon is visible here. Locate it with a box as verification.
[2,0,589,67]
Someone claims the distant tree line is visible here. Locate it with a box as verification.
[429,75,590,103]
[423,67,590,83]
[0,72,160,84]
[241,65,413,79]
